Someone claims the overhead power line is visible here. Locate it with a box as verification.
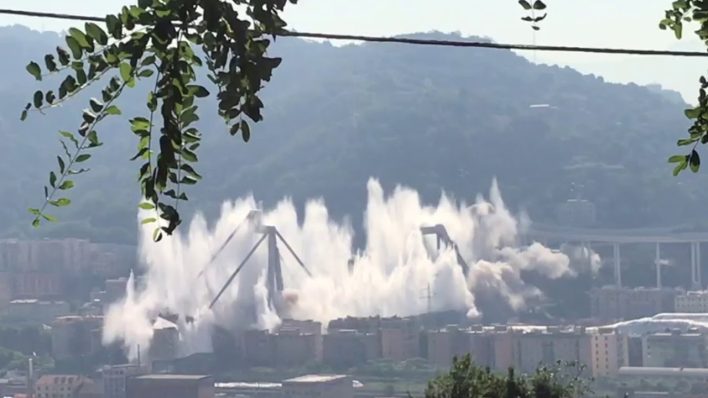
[2,7,708,58]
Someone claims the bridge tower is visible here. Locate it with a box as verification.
[691,242,702,290]
[655,243,662,289]
[613,243,622,287]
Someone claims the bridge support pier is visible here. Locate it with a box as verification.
[655,243,662,289]
[613,243,622,287]
[691,242,702,290]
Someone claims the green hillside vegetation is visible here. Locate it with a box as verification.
[1,27,703,244]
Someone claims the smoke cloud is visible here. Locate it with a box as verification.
[104,178,574,359]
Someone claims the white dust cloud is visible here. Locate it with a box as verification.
[104,178,575,359]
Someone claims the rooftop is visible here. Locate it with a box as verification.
[619,367,708,377]
[283,375,348,384]
[134,374,210,381]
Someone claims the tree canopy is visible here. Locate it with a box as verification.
[424,356,589,398]
[660,1,708,175]
[22,0,296,240]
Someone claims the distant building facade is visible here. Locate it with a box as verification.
[674,290,708,313]
[642,330,708,368]
[423,325,625,378]
[272,329,320,367]
[51,316,103,361]
[324,316,420,366]
[4,299,70,324]
[590,287,678,321]
[102,364,145,398]
[34,375,93,398]
[323,329,378,367]
[512,327,592,375]
[126,375,214,398]
[149,318,180,365]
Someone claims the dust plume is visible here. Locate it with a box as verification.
[103,178,574,359]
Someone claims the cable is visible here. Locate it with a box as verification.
[1,7,708,58]
[280,31,708,57]
[0,8,103,23]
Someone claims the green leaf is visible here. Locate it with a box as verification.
[26,62,42,81]
[152,227,163,242]
[82,110,97,124]
[685,108,702,119]
[669,155,686,163]
[44,54,57,72]
[58,180,75,190]
[68,28,92,50]
[241,120,251,142]
[180,176,198,185]
[119,63,133,82]
[33,91,43,108]
[690,150,701,172]
[60,141,72,158]
[673,158,688,176]
[60,131,79,148]
[76,68,87,85]
[130,147,149,161]
[41,213,58,222]
[180,109,199,126]
[138,202,155,210]
[105,105,122,115]
[180,163,202,179]
[678,138,697,146]
[518,0,532,10]
[533,0,547,10]
[89,98,104,113]
[673,23,683,39]
[85,22,108,45]
[138,69,154,78]
[49,172,57,188]
[87,131,101,147]
[141,217,157,225]
[57,156,65,173]
[31,218,41,228]
[130,117,151,132]
[75,154,91,163]
[106,14,122,39]
[28,208,41,216]
[49,198,71,207]
[65,36,82,59]
[57,47,70,65]
[188,85,210,98]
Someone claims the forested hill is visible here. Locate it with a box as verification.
[0,27,702,244]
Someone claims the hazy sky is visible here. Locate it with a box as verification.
[0,0,705,101]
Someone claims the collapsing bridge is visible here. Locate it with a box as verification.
[420,224,470,275]
[204,210,312,317]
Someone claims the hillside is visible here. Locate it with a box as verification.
[0,27,702,244]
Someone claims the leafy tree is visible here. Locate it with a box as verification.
[22,0,296,240]
[424,356,590,398]
[659,1,708,175]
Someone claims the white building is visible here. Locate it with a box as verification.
[281,375,352,398]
